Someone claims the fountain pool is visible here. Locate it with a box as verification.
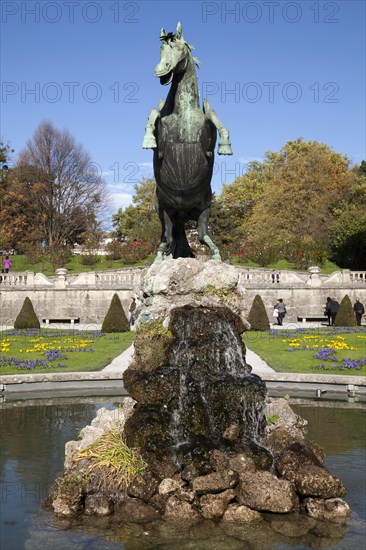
[0,397,365,549]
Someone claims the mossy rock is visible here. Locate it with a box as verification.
[133,321,174,373]
[247,295,270,331]
[124,405,174,457]
[102,293,129,333]
[334,295,357,327]
[123,364,180,404]
[14,297,40,329]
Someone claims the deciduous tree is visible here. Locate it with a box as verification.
[16,120,108,247]
[112,178,160,252]
[241,139,352,267]
[329,163,366,269]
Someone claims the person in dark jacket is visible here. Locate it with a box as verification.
[324,296,332,326]
[274,298,286,326]
[330,298,339,326]
[353,299,365,326]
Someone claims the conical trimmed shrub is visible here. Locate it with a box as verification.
[334,295,357,327]
[102,293,129,333]
[247,294,270,331]
[14,297,40,329]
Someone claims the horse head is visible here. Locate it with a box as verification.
[155,22,191,86]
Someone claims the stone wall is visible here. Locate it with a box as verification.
[1,265,365,325]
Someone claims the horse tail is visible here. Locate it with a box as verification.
[171,224,195,259]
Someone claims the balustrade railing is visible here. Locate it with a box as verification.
[1,267,365,289]
[349,271,366,283]
[96,271,136,285]
[0,272,29,286]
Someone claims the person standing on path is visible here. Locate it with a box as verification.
[330,298,339,326]
[324,297,332,326]
[273,298,286,326]
[2,256,12,273]
[353,299,365,326]
[128,296,137,326]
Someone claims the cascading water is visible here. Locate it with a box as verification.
[124,306,269,466]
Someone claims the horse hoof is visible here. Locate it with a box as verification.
[218,143,233,155]
[153,254,164,265]
[142,136,157,149]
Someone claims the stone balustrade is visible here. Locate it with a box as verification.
[1,265,365,325]
[1,267,366,289]
[349,271,366,284]
[0,271,55,287]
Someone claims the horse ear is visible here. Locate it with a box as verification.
[160,27,166,38]
[176,22,183,39]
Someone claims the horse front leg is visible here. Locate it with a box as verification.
[203,99,233,155]
[142,107,160,149]
[154,210,173,264]
[197,208,221,262]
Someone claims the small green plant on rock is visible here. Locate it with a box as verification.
[14,297,40,329]
[76,428,147,490]
[247,294,270,331]
[267,414,280,425]
[194,284,234,300]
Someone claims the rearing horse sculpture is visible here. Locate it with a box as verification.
[142,22,233,263]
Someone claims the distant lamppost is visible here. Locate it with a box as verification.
[0,163,9,267]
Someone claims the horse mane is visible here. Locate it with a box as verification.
[160,32,200,68]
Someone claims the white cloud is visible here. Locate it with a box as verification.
[238,156,263,165]
[138,162,153,171]
[110,192,134,209]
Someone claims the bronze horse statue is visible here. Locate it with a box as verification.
[143,22,232,263]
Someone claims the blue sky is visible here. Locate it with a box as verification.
[1,0,365,226]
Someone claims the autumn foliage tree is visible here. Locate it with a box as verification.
[112,178,160,254]
[0,121,108,251]
[329,163,366,269]
[210,139,355,268]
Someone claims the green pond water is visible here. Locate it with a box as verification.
[0,398,365,549]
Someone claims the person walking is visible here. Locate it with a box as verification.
[128,296,137,326]
[324,297,332,326]
[330,298,339,326]
[274,298,286,326]
[353,299,365,326]
[2,256,12,273]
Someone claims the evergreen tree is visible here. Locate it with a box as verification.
[14,297,40,329]
[102,293,129,333]
[247,295,270,331]
[334,295,357,327]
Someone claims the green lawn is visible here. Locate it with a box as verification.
[0,328,135,375]
[8,254,153,276]
[9,254,341,276]
[244,326,366,376]
[232,257,340,274]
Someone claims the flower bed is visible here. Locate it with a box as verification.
[244,327,366,375]
[0,329,135,374]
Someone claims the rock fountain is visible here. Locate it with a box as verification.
[49,260,350,536]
